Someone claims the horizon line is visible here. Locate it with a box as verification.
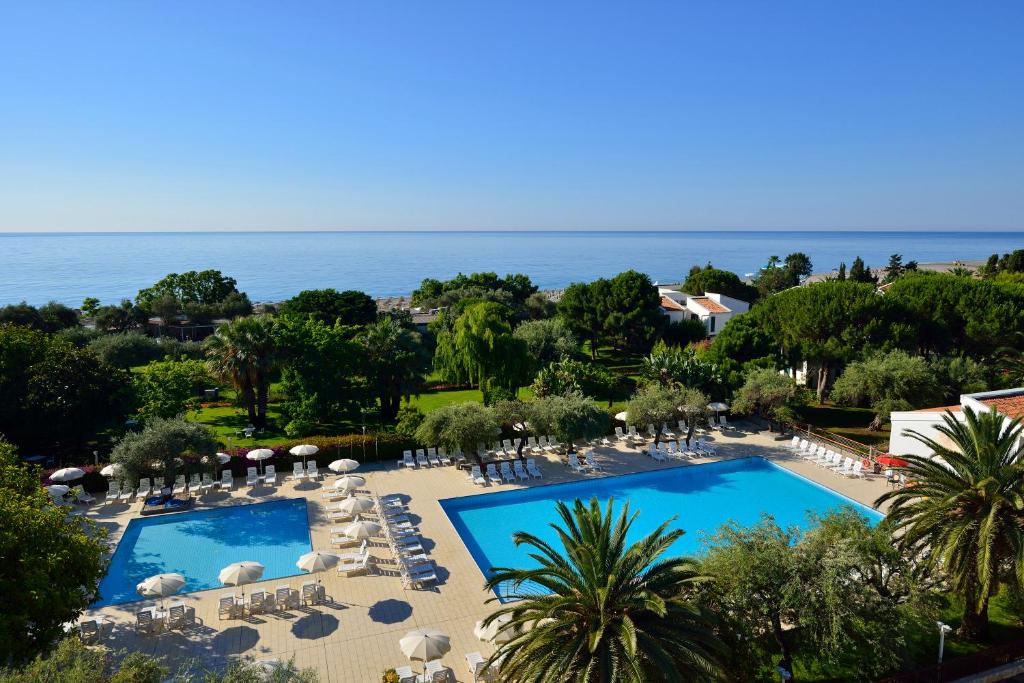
[2,228,1024,235]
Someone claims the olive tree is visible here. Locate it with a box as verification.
[527,393,607,454]
[414,402,500,461]
[731,367,803,432]
[110,416,217,488]
[625,384,679,445]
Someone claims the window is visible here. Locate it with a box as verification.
[709,316,716,332]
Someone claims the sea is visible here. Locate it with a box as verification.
[1,230,1022,306]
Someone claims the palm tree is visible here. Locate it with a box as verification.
[875,406,1024,640]
[204,315,281,429]
[358,317,430,422]
[481,497,723,682]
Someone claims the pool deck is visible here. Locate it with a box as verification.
[78,424,892,682]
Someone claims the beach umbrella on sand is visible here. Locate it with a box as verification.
[246,448,274,476]
[219,561,265,587]
[100,464,123,478]
[137,572,185,610]
[289,444,319,467]
[474,613,516,643]
[50,467,84,482]
[333,475,366,493]
[340,520,381,540]
[296,551,339,574]
[400,628,451,665]
[329,458,360,474]
[336,496,374,516]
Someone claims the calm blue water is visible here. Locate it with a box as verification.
[2,230,1022,306]
[93,498,311,607]
[441,457,883,597]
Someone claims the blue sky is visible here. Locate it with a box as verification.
[1,1,1022,231]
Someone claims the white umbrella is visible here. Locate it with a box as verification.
[99,464,122,477]
[707,402,729,425]
[296,551,340,574]
[614,411,628,422]
[328,458,360,474]
[340,520,381,539]
[400,628,451,663]
[218,561,265,586]
[336,496,375,516]
[137,573,186,609]
[45,484,69,498]
[50,467,84,482]
[246,448,274,476]
[474,613,516,643]
[333,475,366,493]
[289,444,319,467]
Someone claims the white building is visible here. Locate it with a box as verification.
[657,287,749,337]
[888,388,1024,457]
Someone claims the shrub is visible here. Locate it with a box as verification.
[55,326,104,348]
[394,405,425,440]
[217,432,418,471]
[88,333,163,368]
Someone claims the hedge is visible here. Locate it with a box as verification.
[217,432,417,475]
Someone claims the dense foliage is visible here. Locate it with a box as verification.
[135,269,251,322]
[829,350,941,429]
[0,301,78,332]
[412,271,537,310]
[557,270,664,356]
[110,416,218,488]
[279,288,377,326]
[511,318,577,366]
[730,368,803,431]
[358,317,430,422]
[0,441,108,664]
[433,302,531,392]
[133,358,212,420]
[204,315,282,429]
[682,265,758,302]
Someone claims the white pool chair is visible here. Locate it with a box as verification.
[415,449,429,467]
[468,465,486,486]
[526,458,542,478]
[306,460,320,480]
[485,463,502,485]
[264,465,277,487]
[246,467,259,487]
[513,460,529,480]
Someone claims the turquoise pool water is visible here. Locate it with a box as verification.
[94,499,311,607]
[440,457,883,597]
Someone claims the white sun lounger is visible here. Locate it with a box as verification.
[135,478,152,498]
[264,465,277,487]
[427,447,441,467]
[246,467,259,487]
[438,448,452,465]
[468,465,486,486]
[306,460,319,480]
[485,463,502,485]
[172,475,186,494]
[400,451,416,468]
[513,461,529,480]
[526,458,542,478]
[220,470,234,489]
[499,461,515,483]
[416,449,429,467]
[291,462,306,480]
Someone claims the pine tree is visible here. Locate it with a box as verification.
[837,262,846,280]
[848,256,877,284]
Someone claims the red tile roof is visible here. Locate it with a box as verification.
[913,405,962,413]
[691,296,729,314]
[982,394,1024,419]
[660,296,685,311]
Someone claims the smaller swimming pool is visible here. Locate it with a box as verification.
[94,498,312,607]
[441,457,884,600]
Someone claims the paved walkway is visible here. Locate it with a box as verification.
[78,424,891,682]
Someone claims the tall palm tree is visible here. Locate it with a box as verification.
[481,497,723,682]
[204,315,281,429]
[358,317,430,422]
[876,406,1024,640]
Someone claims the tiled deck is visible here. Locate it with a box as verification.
[79,425,891,682]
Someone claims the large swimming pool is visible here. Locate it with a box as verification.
[440,457,883,597]
[94,498,312,607]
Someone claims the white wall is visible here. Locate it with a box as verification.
[888,411,955,457]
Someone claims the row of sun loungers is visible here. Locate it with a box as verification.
[218,582,323,621]
[790,437,866,478]
[134,602,198,635]
[400,447,456,468]
[372,494,438,589]
[466,457,543,486]
[644,438,717,462]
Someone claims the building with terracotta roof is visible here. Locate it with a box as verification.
[888,388,1024,457]
[657,287,749,337]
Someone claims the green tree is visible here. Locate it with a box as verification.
[110,416,217,488]
[557,282,605,359]
[491,398,532,456]
[625,383,679,445]
[482,497,723,682]
[414,401,499,460]
[133,358,212,420]
[94,299,147,333]
[204,315,282,429]
[676,386,711,448]
[0,441,108,664]
[434,302,531,391]
[512,318,577,366]
[601,270,665,353]
[279,288,377,326]
[38,302,79,331]
[640,342,722,396]
[848,256,877,284]
[88,332,162,368]
[929,355,990,403]
[829,350,941,430]
[527,393,607,453]
[836,262,847,281]
[0,302,45,330]
[275,317,364,429]
[660,318,708,348]
[412,272,538,310]
[136,269,242,310]
[682,266,758,303]
[705,309,780,389]
[876,407,1024,640]
[358,316,430,422]
[731,368,803,432]
[531,359,617,403]
[523,291,556,319]
[80,297,101,318]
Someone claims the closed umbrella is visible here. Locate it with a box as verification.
[400,628,451,664]
[296,551,339,574]
[474,613,516,643]
[45,484,69,499]
[333,475,366,493]
[246,449,274,476]
[100,464,122,477]
[336,496,374,516]
[328,458,360,474]
[50,467,84,482]
[289,444,319,467]
[340,520,381,539]
[137,572,185,610]
[218,561,265,586]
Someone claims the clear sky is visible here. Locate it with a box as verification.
[2,1,1023,232]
